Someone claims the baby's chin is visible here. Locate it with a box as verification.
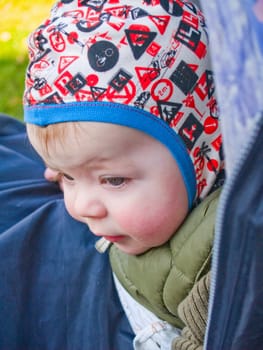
[114,242,152,256]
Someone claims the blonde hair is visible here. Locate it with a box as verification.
[26,122,83,160]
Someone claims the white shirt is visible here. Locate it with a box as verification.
[113,274,181,350]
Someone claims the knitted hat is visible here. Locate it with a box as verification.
[23,0,223,208]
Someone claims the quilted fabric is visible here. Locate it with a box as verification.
[110,189,219,328]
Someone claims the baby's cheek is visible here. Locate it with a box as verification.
[63,192,78,221]
[116,207,167,239]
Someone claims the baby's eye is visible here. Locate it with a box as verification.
[61,173,75,182]
[100,176,128,187]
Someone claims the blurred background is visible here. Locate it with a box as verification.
[0,0,53,120]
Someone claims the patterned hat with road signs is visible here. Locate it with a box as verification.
[23,0,224,207]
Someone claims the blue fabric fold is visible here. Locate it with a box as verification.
[0,114,134,350]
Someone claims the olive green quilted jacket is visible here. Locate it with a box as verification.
[110,189,220,329]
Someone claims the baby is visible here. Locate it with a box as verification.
[24,0,224,348]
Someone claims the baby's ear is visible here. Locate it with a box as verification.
[44,167,64,192]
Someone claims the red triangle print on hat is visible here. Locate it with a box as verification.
[105,5,132,18]
[135,66,160,90]
[149,15,170,34]
[58,56,78,74]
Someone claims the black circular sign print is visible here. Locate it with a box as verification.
[88,40,119,72]
[160,0,184,16]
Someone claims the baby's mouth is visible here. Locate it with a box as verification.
[103,235,125,243]
[95,235,125,253]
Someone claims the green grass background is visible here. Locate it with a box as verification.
[0,0,54,120]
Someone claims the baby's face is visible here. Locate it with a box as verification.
[29,122,188,255]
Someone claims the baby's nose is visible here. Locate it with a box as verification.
[75,193,107,219]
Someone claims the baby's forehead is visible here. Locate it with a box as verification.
[33,121,177,168]
[45,121,157,144]
[29,120,156,154]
